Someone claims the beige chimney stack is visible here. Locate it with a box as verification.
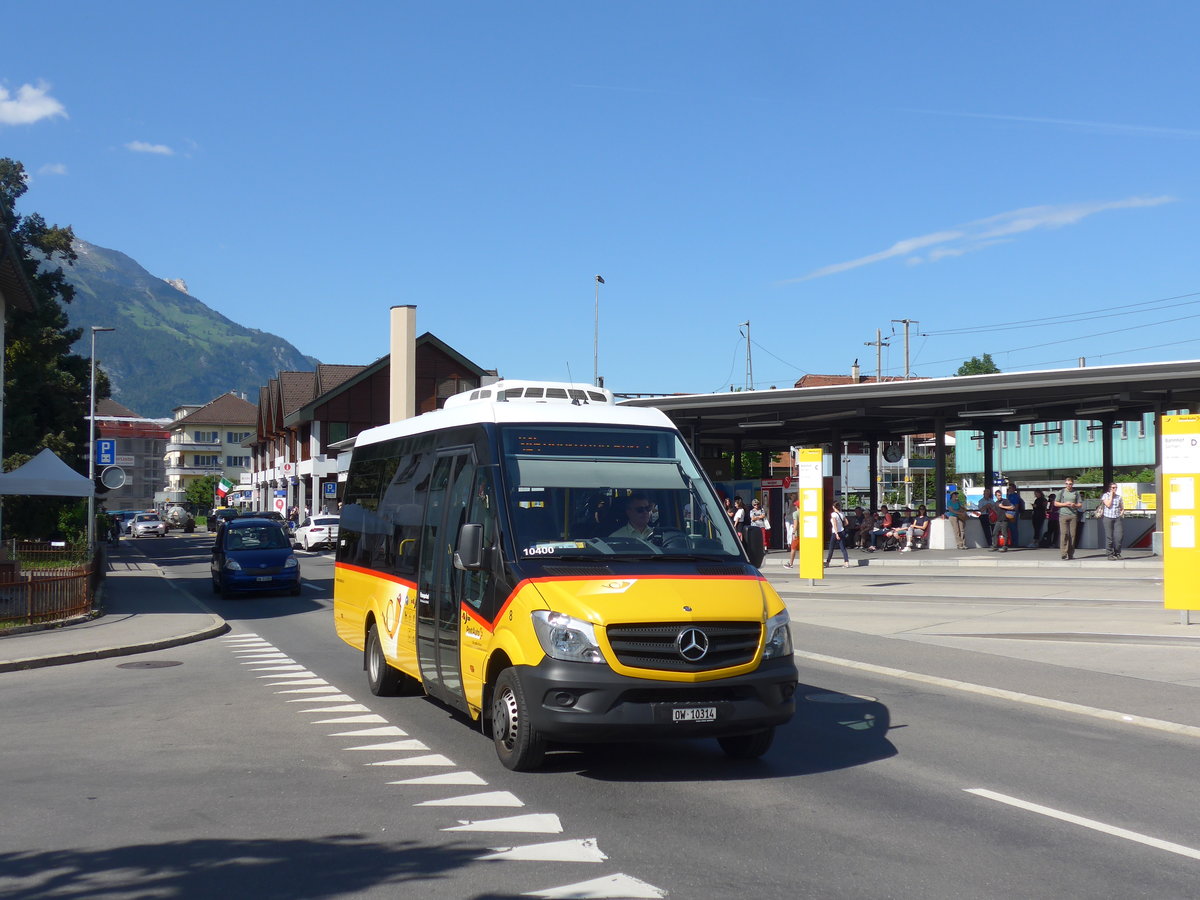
[389,305,417,423]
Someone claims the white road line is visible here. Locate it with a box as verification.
[311,713,388,723]
[287,694,357,703]
[328,726,408,737]
[276,685,341,695]
[478,838,607,863]
[795,649,1200,740]
[258,670,316,678]
[248,664,306,671]
[523,873,667,899]
[264,678,328,686]
[307,704,373,714]
[965,788,1200,861]
[444,813,564,834]
[359,741,433,755]
[373,753,455,767]
[389,772,489,786]
[416,791,524,808]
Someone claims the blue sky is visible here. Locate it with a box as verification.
[4,2,1198,396]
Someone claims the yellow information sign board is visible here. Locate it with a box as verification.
[1161,414,1199,611]
[796,448,824,580]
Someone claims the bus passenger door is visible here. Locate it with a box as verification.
[416,450,475,711]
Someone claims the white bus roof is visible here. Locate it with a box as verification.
[352,380,676,450]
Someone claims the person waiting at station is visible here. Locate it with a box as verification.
[866,505,892,551]
[856,508,877,549]
[903,506,931,551]
[990,489,1016,551]
[888,507,914,548]
[610,494,656,542]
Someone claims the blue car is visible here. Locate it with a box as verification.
[211,517,302,598]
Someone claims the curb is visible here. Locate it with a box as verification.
[0,616,230,673]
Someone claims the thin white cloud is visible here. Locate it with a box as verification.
[904,108,1200,139]
[125,140,174,156]
[38,162,68,176]
[787,196,1177,282]
[0,81,67,126]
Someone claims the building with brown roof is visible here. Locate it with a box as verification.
[246,306,495,517]
[163,392,258,504]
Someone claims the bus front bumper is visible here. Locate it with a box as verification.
[517,656,798,742]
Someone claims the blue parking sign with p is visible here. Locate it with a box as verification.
[96,439,115,466]
[324,482,337,496]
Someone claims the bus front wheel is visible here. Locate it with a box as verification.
[367,624,402,696]
[491,668,546,771]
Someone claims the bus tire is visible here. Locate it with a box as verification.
[718,727,775,760]
[491,668,546,771]
[366,623,402,696]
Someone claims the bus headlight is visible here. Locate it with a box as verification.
[531,611,605,664]
[762,609,793,660]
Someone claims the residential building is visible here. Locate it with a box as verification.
[163,392,257,505]
[93,398,169,510]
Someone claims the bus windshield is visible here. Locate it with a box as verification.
[500,425,743,560]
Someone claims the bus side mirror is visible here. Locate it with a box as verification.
[454,523,484,571]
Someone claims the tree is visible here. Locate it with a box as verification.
[185,474,221,509]
[956,354,1001,376]
[1,157,105,539]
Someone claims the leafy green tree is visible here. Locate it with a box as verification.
[1,158,106,539]
[956,354,1001,376]
[185,474,221,508]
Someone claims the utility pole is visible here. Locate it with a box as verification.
[865,329,889,382]
[740,321,753,390]
[891,318,919,379]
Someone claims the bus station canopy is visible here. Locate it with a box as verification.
[619,359,1200,453]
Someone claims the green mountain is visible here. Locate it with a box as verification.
[61,239,317,418]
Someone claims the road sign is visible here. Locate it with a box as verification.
[96,439,115,466]
[323,482,337,496]
[273,496,286,515]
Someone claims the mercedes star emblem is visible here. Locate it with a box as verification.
[676,628,710,662]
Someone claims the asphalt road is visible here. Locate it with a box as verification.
[2,536,1197,899]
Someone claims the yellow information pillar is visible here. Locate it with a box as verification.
[1161,414,1199,616]
[796,448,824,580]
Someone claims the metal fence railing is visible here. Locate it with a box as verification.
[0,542,99,628]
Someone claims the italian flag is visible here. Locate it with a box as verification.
[216,476,234,499]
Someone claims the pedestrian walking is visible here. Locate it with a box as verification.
[784,500,800,568]
[825,500,850,568]
[1100,482,1125,559]
[1055,476,1084,560]
[732,497,748,543]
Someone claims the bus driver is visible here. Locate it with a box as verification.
[611,494,655,541]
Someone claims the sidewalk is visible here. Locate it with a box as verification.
[0,541,227,673]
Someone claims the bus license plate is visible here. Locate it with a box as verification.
[672,706,717,723]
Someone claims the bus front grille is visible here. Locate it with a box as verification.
[605,621,761,672]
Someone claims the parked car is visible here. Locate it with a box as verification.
[293,515,339,551]
[131,512,167,538]
[211,517,302,598]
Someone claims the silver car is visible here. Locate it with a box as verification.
[131,513,167,538]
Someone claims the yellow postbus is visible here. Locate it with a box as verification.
[334,380,797,770]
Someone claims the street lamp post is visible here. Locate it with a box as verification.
[87,326,115,548]
[593,275,604,387]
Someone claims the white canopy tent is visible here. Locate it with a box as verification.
[0,447,94,497]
